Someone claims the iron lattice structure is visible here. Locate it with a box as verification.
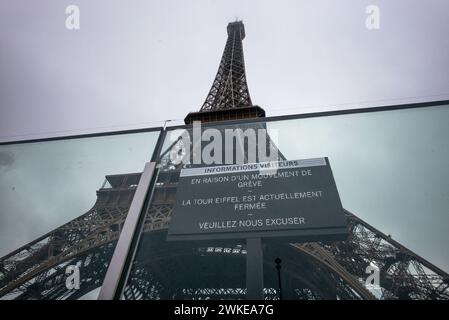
[200,21,252,111]
[1,21,449,300]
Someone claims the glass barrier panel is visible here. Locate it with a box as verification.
[0,130,161,300]
[124,104,449,300]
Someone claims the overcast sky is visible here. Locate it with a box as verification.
[1,0,449,142]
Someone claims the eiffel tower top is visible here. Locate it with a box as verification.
[185,21,265,124]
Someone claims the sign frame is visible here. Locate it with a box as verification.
[167,157,348,242]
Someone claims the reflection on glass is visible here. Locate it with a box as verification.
[268,105,449,273]
[0,131,160,300]
[261,105,449,299]
[124,105,449,300]
[123,122,282,300]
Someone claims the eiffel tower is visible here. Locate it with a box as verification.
[1,21,448,300]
